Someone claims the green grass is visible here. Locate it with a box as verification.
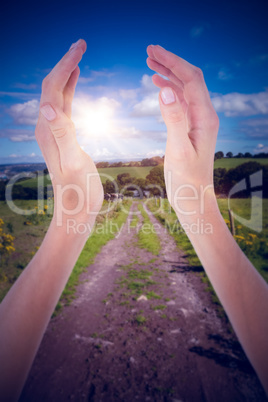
[146,290,161,300]
[137,203,161,255]
[152,304,167,310]
[135,314,147,325]
[0,199,52,301]
[97,166,152,183]
[214,158,268,170]
[217,198,268,282]
[12,166,153,189]
[10,174,52,189]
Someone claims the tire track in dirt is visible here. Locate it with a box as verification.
[20,201,266,402]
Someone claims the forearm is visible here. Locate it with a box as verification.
[178,202,268,393]
[0,218,90,401]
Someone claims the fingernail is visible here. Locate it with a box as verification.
[69,39,82,52]
[40,104,57,121]
[161,87,176,105]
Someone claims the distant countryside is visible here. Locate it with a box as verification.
[0,152,268,200]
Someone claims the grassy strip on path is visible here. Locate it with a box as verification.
[56,199,132,313]
[137,203,161,256]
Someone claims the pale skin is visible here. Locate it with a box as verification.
[147,44,268,394]
[0,40,267,400]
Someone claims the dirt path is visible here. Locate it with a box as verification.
[20,202,266,401]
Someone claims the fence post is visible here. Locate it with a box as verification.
[228,209,235,236]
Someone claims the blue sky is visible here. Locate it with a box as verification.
[0,0,268,164]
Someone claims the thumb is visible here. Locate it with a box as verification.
[159,87,189,150]
[40,103,79,162]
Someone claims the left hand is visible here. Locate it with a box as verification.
[35,39,103,229]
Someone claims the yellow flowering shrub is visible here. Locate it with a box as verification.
[0,219,15,275]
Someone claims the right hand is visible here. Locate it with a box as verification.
[35,40,103,228]
[147,45,219,220]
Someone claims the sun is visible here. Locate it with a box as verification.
[72,96,117,138]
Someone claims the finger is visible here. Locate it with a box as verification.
[152,74,188,114]
[159,87,191,154]
[39,104,80,170]
[42,39,86,97]
[147,45,213,110]
[147,57,183,89]
[63,66,80,118]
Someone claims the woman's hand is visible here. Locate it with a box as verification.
[36,39,103,229]
[147,45,268,394]
[0,40,105,400]
[147,45,219,221]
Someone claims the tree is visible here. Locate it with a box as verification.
[103,179,117,193]
[214,151,224,160]
[96,161,109,168]
[116,173,133,187]
[133,178,148,191]
[146,166,166,196]
[244,152,252,158]
[235,153,244,158]
[140,158,158,167]
[226,152,233,158]
[221,161,262,196]
[214,168,227,194]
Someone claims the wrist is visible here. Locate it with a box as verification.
[49,213,95,243]
[171,184,219,224]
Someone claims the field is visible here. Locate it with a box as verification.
[11,158,268,190]
[97,166,152,183]
[214,158,268,170]
[14,166,153,189]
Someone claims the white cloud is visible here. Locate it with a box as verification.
[79,70,115,84]
[116,127,166,142]
[91,148,163,162]
[146,149,164,158]
[140,74,157,94]
[0,129,35,142]
[93,148,113,158]
[8,152,40,159]
[253,144,268,153]
[218,68,233,81]
[211,89,268,116]
[119,89,138,101]
[12,83,37,90]
[8,99,39,125]
[0,91,40,101]
[131,95,160,117]
[131,75,160,118]
[239,118,268,138]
